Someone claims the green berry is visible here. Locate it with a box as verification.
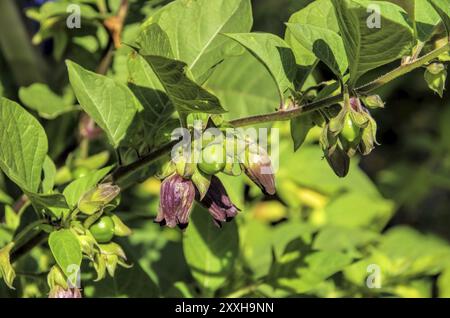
[198,143,226,175]
[341,113,360,144]
[89,216,115,243]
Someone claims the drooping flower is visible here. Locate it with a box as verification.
[78,183,120,215]
[155,174,195,229]
[198,176,240,227]
[240,143,276,195]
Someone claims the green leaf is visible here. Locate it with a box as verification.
[63,166,113,208]
[427,0,450,38]
[278,142,386,197]
[286,23,348,77]
[438,266,450,297]
[290,114,314,151]
[345,226,450,287]
[134,24,225,116]
[4,206,19,230]
[183,206,239,293]
[73,151,110,170]
[324,192,394,230]
[278,251,353,294]
[19,83,76,119]
[0,189,13,205]
[140,55,225,116]
[313,226,379,256]
[332,0,414,86]
[26,192,69,218]
[127,52,174,147]
[0,242,15,289]
[48,229,82,283]
[414,1,441,42]
[387,0,441,42]
[239,220,273,278]
[42,156,56,193]
[66,60,140,147]
[0,98,48,192]
[84,257,159,297]
[143,0,253,81]
[27,192,69,210]
[284,0,339,85]
[26,1,100,44]
[205,51,279,120]
[224,33,296,102]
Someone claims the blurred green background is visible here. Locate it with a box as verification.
[0,0,449,298]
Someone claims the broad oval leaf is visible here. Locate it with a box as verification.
[332,0,415,86]
[143,0,253,81]
[134,24,225,116]
[286,23,348,78]
[19,83,76,119]
[428,0,450,38]
[285,0,339,68]
[127,52,174,148]
[224,33,296,103]
[183,206,239,292]
[66,60,140,147]
[205,51,279,120]
[48,229,82,281]
[0,98,48,192]
[388,0,441,42]
[290,114,315,152]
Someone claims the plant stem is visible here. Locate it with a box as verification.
[229,94,342,127]
[230,42,450,127]
[111,139,179,184]
[357,42,450,94]
[10,231,48,263]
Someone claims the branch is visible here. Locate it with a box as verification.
[111,139,180,184]
[231,42,450,127]
[357,42,450,94]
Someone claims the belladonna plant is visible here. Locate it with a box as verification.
[0,0,449,298]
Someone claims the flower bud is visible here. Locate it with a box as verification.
[425,63,447,97]
[324,145,350,178]
[240,142,276,195]
[78,183,120,215]
[155,174,196,229]
[197,176,240,227]
[362,95,385,109]
[79,114,102,141]
[359,115,379,155]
